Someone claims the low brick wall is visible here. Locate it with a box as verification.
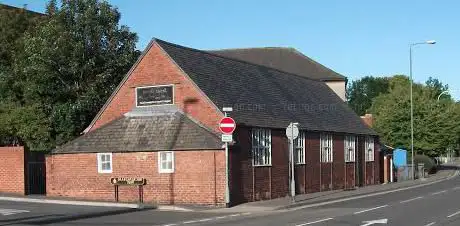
[0,146,25,194]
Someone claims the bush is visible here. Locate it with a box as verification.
[414,155,437,174]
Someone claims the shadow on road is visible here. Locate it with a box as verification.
[5,208,152,225]
[437,165,460,171]
[0,214,64,225]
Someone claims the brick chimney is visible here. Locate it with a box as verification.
[361,113,373,127]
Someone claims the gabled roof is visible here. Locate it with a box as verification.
[208,47,346,81]
[84,38,375,136]
[156,39,375,135]
[54,106,222,154]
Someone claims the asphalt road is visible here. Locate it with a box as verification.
[0,200,234,226]
[1,172,460,226]
[200,173,460,226]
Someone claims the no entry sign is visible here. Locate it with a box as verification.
[219,117,236,134]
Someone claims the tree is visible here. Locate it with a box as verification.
[9,0,140,151]
[370,75,460,157]
[0,4,43,145]
[346,76,390,116]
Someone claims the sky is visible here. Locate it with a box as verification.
[3,0,460,99]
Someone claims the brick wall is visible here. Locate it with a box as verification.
[46,150,225,206]
[90,43,223,133]
[0,146,25,194]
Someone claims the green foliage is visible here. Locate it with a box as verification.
[1,0,140,150]
[370,75,460,157]
[413,155,437,174]
[346,76,390,116]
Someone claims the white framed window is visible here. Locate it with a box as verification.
[97,153,112,173]
[320,133,333,162]
[252,128,272,166]
[344,135,356,162]
[365,136,375,162]
[294,132,306,164]
[158,151,174,173]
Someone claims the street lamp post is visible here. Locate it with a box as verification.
[437,90,450,102]
[409,40,436,180]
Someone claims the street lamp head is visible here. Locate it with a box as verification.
[426,40,436,44]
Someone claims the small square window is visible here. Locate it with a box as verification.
[158,151,174,173]
[97,153,112,173]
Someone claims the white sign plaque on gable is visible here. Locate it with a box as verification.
[136,85,174,107]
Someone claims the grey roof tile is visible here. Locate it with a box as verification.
[207,47,346,81]
[156,39,376,136]
[53,108,223,154]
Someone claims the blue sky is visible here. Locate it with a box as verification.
[3,0,460,99]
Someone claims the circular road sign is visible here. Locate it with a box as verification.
[219,117,236,134]
[286,123,299,140]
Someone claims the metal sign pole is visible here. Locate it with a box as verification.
[290,127,295,201]
[223,110,230,207]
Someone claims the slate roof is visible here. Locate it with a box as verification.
[0,3,46,17]
[156,39,376,135]
[53,106,223,154]
[208,47,346,81]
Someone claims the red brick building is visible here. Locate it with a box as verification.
[47,38,380,206]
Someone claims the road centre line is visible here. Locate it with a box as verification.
[431,190,447,195]
[447,210,460,218]
[452,186,460,190]
[400,196,423,203]
[160,212,252,226]
[354,205,388,214]
[295,217,334,226]
[424,222,436,226]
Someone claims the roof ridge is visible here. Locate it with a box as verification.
[0,3,47,16]
[287,48,345,79]
[208,46,296,51]
[154,38,323,83]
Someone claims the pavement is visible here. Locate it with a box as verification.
[0,162,458,226]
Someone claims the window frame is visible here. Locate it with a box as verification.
[158,151,175,173]
[251,128,272,167]
[365,136,375,162]
[344,135,356,162]
[97,153,113,174]
[320,133,333,163]
[294,131,306,165]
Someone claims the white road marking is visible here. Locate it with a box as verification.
[424,222,436,226]
[160,212,252,226]
[0,208,30,216]
[400,196,423,203]
[452,186,460,190]
[287,171,457,212]
[198,218,213,222]
[295,217,334,225]
[431,190,447,195]
[354,205,388,214]
[447,210,460,218]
